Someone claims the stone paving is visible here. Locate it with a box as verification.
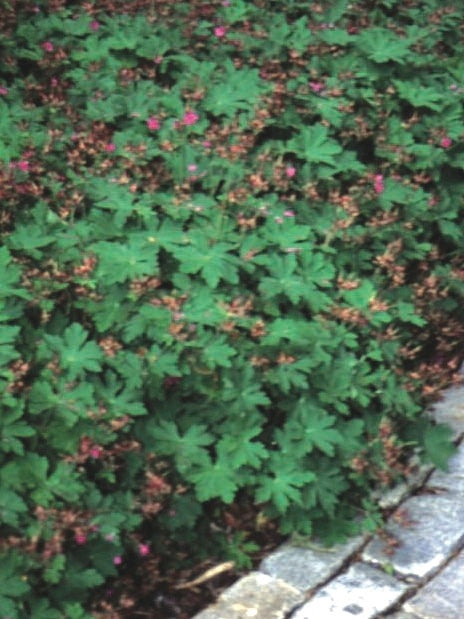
[193,376,464,619]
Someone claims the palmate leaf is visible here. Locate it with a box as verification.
[44,323,103,381]
[424,424,456,470]
[189,456,239,503]
[393,80,445,111]
[342,280,376,310]
[148,421,214,473]
[0,324,20,366]
[256,454,316,513]
[7,222,56,258]
[204,61,266,118]
[258,254,305,303]
[201,336,237,369]
[175,237,239,288]
[0,247,30,300]
[286,125,342,165]
[86,181,137,228]
[355,28,414,63]
[0,488,28,526]
[122,305,171,343]
[217,427,268,469]
[93,371,147,418]
[221,367,271,411]
[262,318,320,345]
[258,219,312,252]
[267,358,315,393]
[0,408,35,455]
[278,407,343,457]
[92,236,158,285]
[302,460,348,517]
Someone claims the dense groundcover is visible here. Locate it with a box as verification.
[1,0,464,616]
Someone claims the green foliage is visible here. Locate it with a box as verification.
[1,0,464,614]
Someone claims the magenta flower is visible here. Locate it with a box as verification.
[374,174,384,194]
[42,41,54,53]
[17,160,30,172]
[75,533,87,545]
[154,56,163,64]
[89,446,102,459]
[182,111,199,126]
[90,20,100,31]
[284,210,295,217]
[147,116,160,130]
[113,555,122,565]
[187,164,198,172]
[309,81,324,93]
[105,143,116,152]
[214,26,227,38]
[139,543,150,556]
[440,136,452,149]
[0,86,8,95]
[202,140,212,148]
[285,166,296,178]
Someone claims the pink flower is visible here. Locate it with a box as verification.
[0,86,8,95]
[284,210,295,217]
[105,533,115,542]
[90,20,100,31]
[285,166,296,178]
[309,81,324,93]
[113,555,122,565]
[182,111,199,126]
[75,533,87,545]
[440,136,452,149]
[274,216,284,224]
[105,143,116,152]
[51,78,58,87]
[374,174,384,194]
[214,26,227,38]
[42,41,54,52]
[17,160,30,172]
[147,116,160,130]
[202,140,212,148]
[139,543,150,556]
[187,164,197,172]
[89,446,102,459]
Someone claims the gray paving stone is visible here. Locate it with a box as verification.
[290,563,409,619]
[376,462,434,510]
[427,381,464,439]
[193,572,304,619]
[426,440,464,494]
[404,550,464,619]
[259,535,366,592]
[363,494,464,580]
[383,612,422,618]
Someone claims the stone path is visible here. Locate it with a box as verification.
[194,375,464,619]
